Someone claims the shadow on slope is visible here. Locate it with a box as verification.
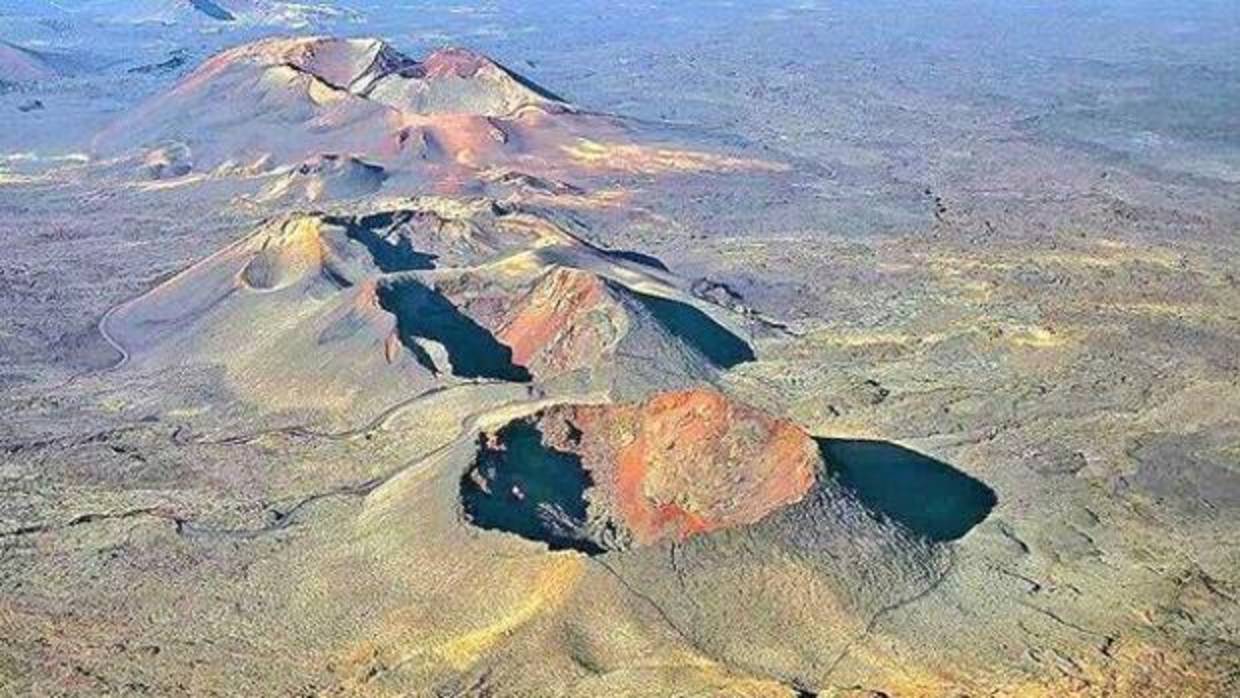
[816,438,996,542]
[630,289,754,368]
[606,248,670,271]
[342,214,438,273]
[189,0,235,21]
[377,280,529,381]
[461,421,604,555]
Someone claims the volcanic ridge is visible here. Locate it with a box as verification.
[106,197,758,412]
[91,36,778,193]
[96,37,587,171]
[0,39,80,86]
[96,0,354,28]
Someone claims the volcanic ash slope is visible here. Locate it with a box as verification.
[106,197,757,414]
[0,39,81,85]
[254,153,388,203]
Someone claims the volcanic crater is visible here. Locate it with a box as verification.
[461,388,825,553]
[107,196,759,412]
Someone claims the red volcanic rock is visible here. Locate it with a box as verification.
[537,389,821,546]
[439,267,620,381]
[496,268,611,370]
[421,47,493,79]
[435,256,754,389]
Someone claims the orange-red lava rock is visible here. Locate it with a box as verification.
[536,388,821,546]
[492,268,615,376]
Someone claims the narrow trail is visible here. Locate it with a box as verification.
[96,299,133,373]
[39,291,142,395]
[9,287,542,541]
[44,285,528,449]
[176,378,520,446]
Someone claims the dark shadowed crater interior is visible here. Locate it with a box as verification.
[460,421,604,554]
[377,280,530,381]
[342,216,438,273]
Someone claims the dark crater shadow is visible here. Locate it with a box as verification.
[607,248,670,271]
[630,289,755,368]
[189,0,235,21]
[816,438,996,542]
[377,280,530,382]
[339,216,437,273]
[460,420,604,555]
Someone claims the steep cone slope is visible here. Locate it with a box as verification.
[0,39,77,83]
[342,384,946,693]
[433,262,755,395]
[92,37,602,173]
[106,197,755,412]
[106,213,439,413]
[462,388,821,552]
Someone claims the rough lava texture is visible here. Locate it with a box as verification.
[493,267,614,371]
[550,388,821,545]
[467,388,821,549]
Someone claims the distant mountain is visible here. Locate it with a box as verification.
[0,0,70,17]
[92,36,781,189]
[92,37,614,175]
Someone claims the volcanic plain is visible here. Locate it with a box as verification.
[1,2,1238,697]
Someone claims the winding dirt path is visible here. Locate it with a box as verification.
[95,299,133,372]
[177,379,521,446]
